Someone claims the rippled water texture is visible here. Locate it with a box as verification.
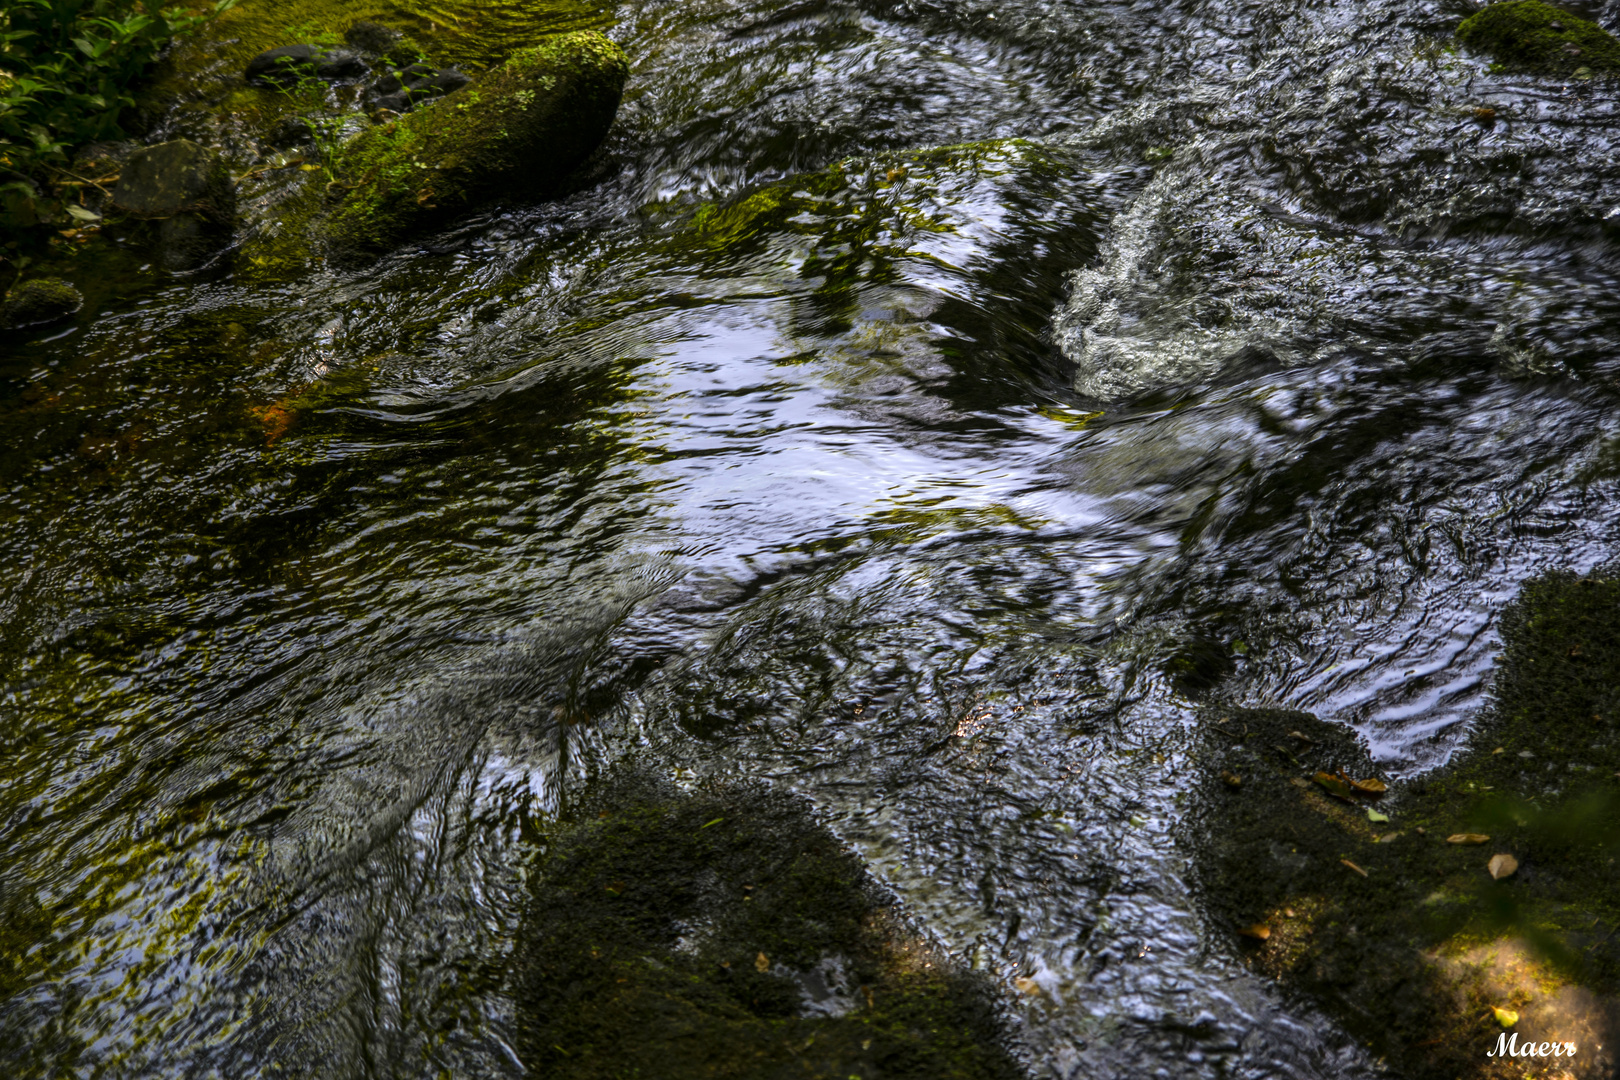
[5,0,1620,1076]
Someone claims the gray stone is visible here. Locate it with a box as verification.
[112,140,234,220]
[111,140,236,270]
[1,278,83,329]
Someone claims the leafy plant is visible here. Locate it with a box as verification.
[0,0,236,175]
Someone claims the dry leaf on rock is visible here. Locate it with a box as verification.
[1340,859,1368,877]
[1447,833,1490,845]
[1488,853,1519,880]
[755,951,769,972]
[1313,772,1355,798]
[1349,777,1387,794]
[1236,923,1271,940]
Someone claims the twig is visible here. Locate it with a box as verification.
[41,163,117,196]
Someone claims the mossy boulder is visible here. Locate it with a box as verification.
[322,30,627,255]
[1457,1,1620,75]
[513,774,1025,1080]
[1,278,83,329]
[1187,571,1620,1078]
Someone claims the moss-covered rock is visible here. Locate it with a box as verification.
[321,30,626,255]
[1457,1,1620,75]
[1,278,83,329]
[1187,571,1620,1079]
[513,774,1025,1080]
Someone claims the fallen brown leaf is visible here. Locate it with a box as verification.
[1349,777,1387,794]
[1340,859,1368,877]
[755,952,769,973]
[1220,770,1243,789]
[1488,853,1518,880]
[1236,923,1271,940]
[1313,772,1355,798]
[1447,833,1490,845]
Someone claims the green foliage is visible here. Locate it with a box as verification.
[0,0,236,173]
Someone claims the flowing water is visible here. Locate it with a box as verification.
[6,0,1620,1075]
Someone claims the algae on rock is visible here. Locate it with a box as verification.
[322,30,626,255]
[1457,1,1620,75]
[1187,571,1620,1079]
[513,775,1025,1080]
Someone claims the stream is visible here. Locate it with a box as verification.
[5,0,1620,1076]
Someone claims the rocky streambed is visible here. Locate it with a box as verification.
[3,0,1620,1078]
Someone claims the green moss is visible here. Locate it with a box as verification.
[1188,571,1620,1079]
[1457,1,1620,75]
[514,775,1024,1080]
[143,0,610,112]
[0,277,83,328]
[323,30,627,255]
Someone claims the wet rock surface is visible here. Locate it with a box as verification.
[1187,572,1620,1079]
[111,140,234,221]
[244,43,369,88]
[366,62,471,115]
[0,278,82,329]
[111,140,236,269]
[515,774,1024,1080]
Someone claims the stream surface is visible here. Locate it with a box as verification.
[6,0,1620,1076]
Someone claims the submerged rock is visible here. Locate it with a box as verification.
[1,278,83,329]
[514,774,1023,1079]
[1187,571,1620,1079]
[323,30,628,254]
[244,43,369,88]
[111,140,236,270]
[366,62,471,115]
[1457,1,1620,74]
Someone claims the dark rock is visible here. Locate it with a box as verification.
[112,140,234,222]
[0,179,40,232]
[366,63,471,115]
[343,20,400,54]
[1,278,83,329]
[266,116,318,150]
[245,43,368,88]
[111,140,236,270]
[71,141,134,177]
